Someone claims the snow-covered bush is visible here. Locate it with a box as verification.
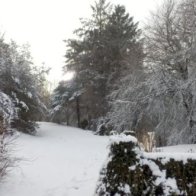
[0,92,16,181]
[0,92,15,125]
[95,133,196,195]
[0,134,15,181]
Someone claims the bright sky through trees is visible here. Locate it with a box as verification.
[0,0,162,83]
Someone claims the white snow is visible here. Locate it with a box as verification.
[117,183,131,194]
[20,101,29,111]
[53,105,61,112]
[1,124,195,196]
[27,92,32,98]
[142,144,196,164]
[139,158,181,195]
[0,122,109,196]
[110,133,137,145]
[156,144,196,153]
[142,151,196,164]
[137,144,196,194]
[0,91,15,123]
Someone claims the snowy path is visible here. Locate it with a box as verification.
[0,122,109,196]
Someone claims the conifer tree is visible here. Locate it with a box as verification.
[58,1,144,130]
[0,38,47,134]
[64,0,111,128]
[50,79,83,126]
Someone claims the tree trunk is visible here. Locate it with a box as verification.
[76,96,80,128]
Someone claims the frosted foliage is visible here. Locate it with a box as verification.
[0,92,15,124]
[0,38,48,135]
[107,0,196,145]
[107,71,146,132]
[50,79,83,125]
[110,133,138,145]
[108,67,196,145]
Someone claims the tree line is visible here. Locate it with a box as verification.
[51,0,196,146]
[0,0,195,150]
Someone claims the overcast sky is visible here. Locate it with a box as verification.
[0,0,163,83]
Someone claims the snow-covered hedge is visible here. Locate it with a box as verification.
[95,133,196,196]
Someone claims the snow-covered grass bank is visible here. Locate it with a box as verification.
[0,122,109,196]
[142,144,196,164]
[157,144,196,153]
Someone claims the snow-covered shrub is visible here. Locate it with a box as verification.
[95,117,113,135]
[11,120,38,135]
[0,134,15,181]
[95,133,196,195]
[0,92,15,125]
[0,92,16,181]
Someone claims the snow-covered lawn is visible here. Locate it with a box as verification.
[143,144,196,164]
[157,144,196,153]
[0,122,109,196]
[0,123,195,196]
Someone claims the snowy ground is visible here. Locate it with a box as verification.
[157,144,196,153]
[144,144,196,164]
[0,124,195,196]
[0,122,109,196]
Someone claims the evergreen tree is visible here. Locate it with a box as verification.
[0,38,48,134]
[62,1,143,130]
[95,5,144,133]
[50,79,83,127]
[64,0,111,128]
